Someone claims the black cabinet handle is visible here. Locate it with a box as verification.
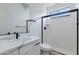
[35,42,40,45]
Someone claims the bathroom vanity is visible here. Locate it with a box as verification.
[0,35,40,55]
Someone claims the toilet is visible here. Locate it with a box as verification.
[40,43,52,55]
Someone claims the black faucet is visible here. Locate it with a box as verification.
[14,32,20,39]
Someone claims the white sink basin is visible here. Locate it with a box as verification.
[19,36,32,41]
[5,39,22,44]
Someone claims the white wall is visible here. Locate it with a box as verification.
[0,3,29,34]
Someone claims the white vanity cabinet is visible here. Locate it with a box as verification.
[20,39,40,55]
[0,38,40,55]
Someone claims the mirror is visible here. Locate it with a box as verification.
[0,3,29,35]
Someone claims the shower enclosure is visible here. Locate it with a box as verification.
[41,9,79,55]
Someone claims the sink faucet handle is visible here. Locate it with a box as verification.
[14,32,20,39]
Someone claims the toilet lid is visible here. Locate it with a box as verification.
[40,43,52,51]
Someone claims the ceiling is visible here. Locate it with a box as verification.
[21,3,54,9]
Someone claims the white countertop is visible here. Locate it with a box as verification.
[0,36,40,54]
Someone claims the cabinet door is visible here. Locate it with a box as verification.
[26,46,40,55]
[6,49,19,55]
[24,41,40,55]
[20,43,33,55]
